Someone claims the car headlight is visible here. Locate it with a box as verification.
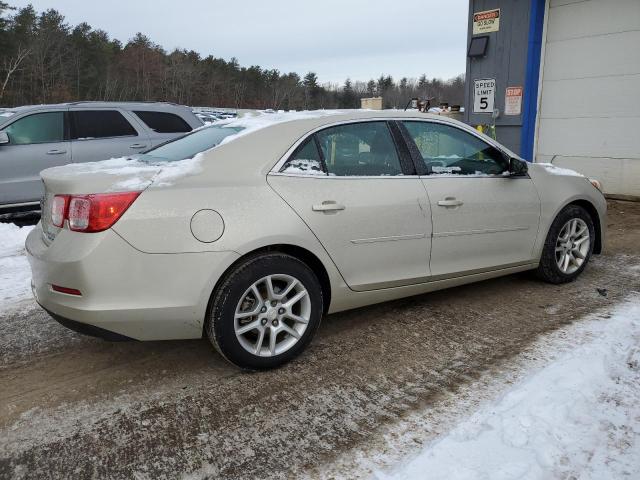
[588,178,603,192]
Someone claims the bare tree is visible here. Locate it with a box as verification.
[0,44,29,101]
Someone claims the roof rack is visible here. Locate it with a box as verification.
[66,100,180,106]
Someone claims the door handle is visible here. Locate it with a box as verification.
[46,149,67,155]
[312,201,346,212]
[129,143,148,149]
[437,197,464,207]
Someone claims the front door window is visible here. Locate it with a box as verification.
[4,112,65,145]
[403,121,508,176]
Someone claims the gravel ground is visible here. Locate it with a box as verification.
[1,200,639,479]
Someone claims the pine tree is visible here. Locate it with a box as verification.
[366,79,376,97]
[340,78,356,108]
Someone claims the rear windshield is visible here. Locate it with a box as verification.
[142,125,244,161]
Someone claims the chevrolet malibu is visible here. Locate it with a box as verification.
[26,111,606,369]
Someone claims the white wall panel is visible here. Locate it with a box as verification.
[548,0,640,42]
[539,74,640,118]
[552,156,640,197]
[543,31,640,81]
[536,0,640,196]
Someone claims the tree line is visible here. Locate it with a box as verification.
[0,2,465,110]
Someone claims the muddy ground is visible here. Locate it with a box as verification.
[1,200,639,479]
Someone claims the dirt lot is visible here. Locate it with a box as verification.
[1,200,639,479]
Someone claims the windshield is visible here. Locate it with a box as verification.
[143,125,244,161]
[0,110,17,127]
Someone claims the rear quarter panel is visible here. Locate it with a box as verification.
[112,176,348,311]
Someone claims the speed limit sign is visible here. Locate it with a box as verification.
[473,78,495,113]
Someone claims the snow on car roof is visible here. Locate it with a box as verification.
[212,109,343,145]
[42,110,346,191]
[42,109,479,191]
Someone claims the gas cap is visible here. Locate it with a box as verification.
[190,209,224,243]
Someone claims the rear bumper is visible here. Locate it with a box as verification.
[43,306,135,341]
[26,224,239,340]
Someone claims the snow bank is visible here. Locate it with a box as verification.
[377,296,640,480]
[537,162,584,177]
[0,223,35,311]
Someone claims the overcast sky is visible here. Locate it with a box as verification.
[8,0,468,85]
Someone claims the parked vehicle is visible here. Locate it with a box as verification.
[0,102,203,213]
[195,112,222,124]
[26,111,606,369]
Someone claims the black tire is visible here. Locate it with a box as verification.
[206,253,323,370]
[536,205,595,284]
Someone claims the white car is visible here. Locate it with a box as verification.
[26,111,606,369]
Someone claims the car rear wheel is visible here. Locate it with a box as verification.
[536,205,595,284]
[207,253,323,369]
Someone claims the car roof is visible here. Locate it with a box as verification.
[192,110,502,184]
[3,101,189,114]
[221,109,472,145]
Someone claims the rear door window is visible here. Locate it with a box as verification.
[133,111,192,133]
[315,122,403,176]
[71,110,137,139]
[4,112,65,145]
[280,137,326,175]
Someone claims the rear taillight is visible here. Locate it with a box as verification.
[52,191,141,233]
[51,195,69,227]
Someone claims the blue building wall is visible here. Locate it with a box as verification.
[464,0,546,161]
[520,0,546,160]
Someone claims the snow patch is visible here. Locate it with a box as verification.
[375,296,640,480]
[0,223,35,311]
[537,163,584,177]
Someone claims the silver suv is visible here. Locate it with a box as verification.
[0,102,203,212]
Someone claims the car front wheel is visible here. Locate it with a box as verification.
[536,204,595,284]
[207,253,323,369]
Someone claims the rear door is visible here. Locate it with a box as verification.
[400,120,540,277]
[69,109,150,162]
[268,120,432,291]
[0,110,70,206]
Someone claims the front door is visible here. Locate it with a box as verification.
[401,120,541,277]
[0,110,70,206]
[268,121,432,291]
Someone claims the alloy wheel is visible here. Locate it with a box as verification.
[234,274,311,357]
[555,218,590,274]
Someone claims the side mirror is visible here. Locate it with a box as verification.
[0,131,8,145]
[509,157,528,176]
